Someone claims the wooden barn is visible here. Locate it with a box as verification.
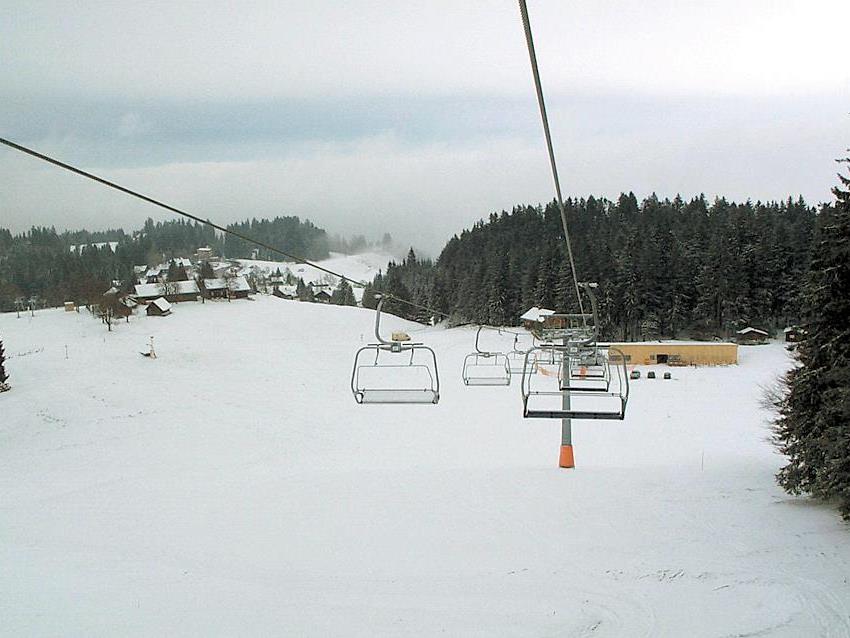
[736,327,769,345]
[146,297,172,316]
[519,307,555,330]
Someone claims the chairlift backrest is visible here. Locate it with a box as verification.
[462,327,511,386]
[351,295,441,404]
[519,283,629,420]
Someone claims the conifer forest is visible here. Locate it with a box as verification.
[371,193,818,339]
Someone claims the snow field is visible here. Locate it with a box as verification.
[1,298,849,636]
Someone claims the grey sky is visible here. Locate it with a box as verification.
[2,0,848,255]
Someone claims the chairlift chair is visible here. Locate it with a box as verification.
[462,326,511,386]
[521,346,629,420]
[520,283,629,420]
[507,333,537,374]
[351,295,440,404]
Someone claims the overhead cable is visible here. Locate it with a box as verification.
[517,0,586,323]
[0,136,526,335]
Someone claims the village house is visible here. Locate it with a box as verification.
[784,326,803,343]
[201,278,228,300]
[273,284,298,300]
[194,246,216,261]
[134,280,200,304]
[146,297,172,316]
[228,275,252,299]
[736,327,769,345]
[312,286,332,303]
[520,306,556,330]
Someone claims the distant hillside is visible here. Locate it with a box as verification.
[0,216,388,311]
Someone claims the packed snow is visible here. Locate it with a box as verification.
[1,298,849,636]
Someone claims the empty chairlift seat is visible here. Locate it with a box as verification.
[352,343,440,403]
[351,295,440,405]
[462,327,512,386]
[521,345,629,421]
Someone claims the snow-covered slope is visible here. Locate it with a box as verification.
[1,299,849,636]
[236,251,392,285]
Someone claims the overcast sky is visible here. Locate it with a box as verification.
[2,0,848,255]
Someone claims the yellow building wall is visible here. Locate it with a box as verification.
[609,343,738,366]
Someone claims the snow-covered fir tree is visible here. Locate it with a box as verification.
[773,157,850,518]
[0,339,9,392]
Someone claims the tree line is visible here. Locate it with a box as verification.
[370,194,818,339]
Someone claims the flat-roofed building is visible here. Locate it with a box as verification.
[609,341,738,366]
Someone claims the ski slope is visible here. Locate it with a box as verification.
[235,251,392,285]
[1,298,849,637]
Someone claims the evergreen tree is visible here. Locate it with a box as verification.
[296,278,314,302]
[331,279,357,306]
[0,339,8,391]
[361,284,380,310]
[773,158,850,518]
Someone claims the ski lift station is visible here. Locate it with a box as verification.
[609,341,738,366]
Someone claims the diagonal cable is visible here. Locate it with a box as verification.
[1,136,530,336]
[517,0,586,323]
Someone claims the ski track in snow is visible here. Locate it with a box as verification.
[1,297,850,637]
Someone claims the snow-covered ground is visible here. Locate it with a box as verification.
[236,251,392,285]
[1,298,849,637]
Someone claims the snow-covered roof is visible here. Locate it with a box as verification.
[520,307,556,322]
[228,276,251,292]
[736,327,768,336]
[174,280,200,295]
[276,285,298,297]
[135,280,199,298]
[103,286,119,296]
[203,278,227,290]
[150,297,171,312]
[135,283,163,298]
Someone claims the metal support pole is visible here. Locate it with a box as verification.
[560,338,574,468]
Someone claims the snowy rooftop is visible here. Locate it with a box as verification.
[150,297,171,312]
[203,278,227,290]
[276,285,298,297]
[520,307,556,322]
[737,327,769,336]
[134,281,199,298]
[229,276,251,292]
